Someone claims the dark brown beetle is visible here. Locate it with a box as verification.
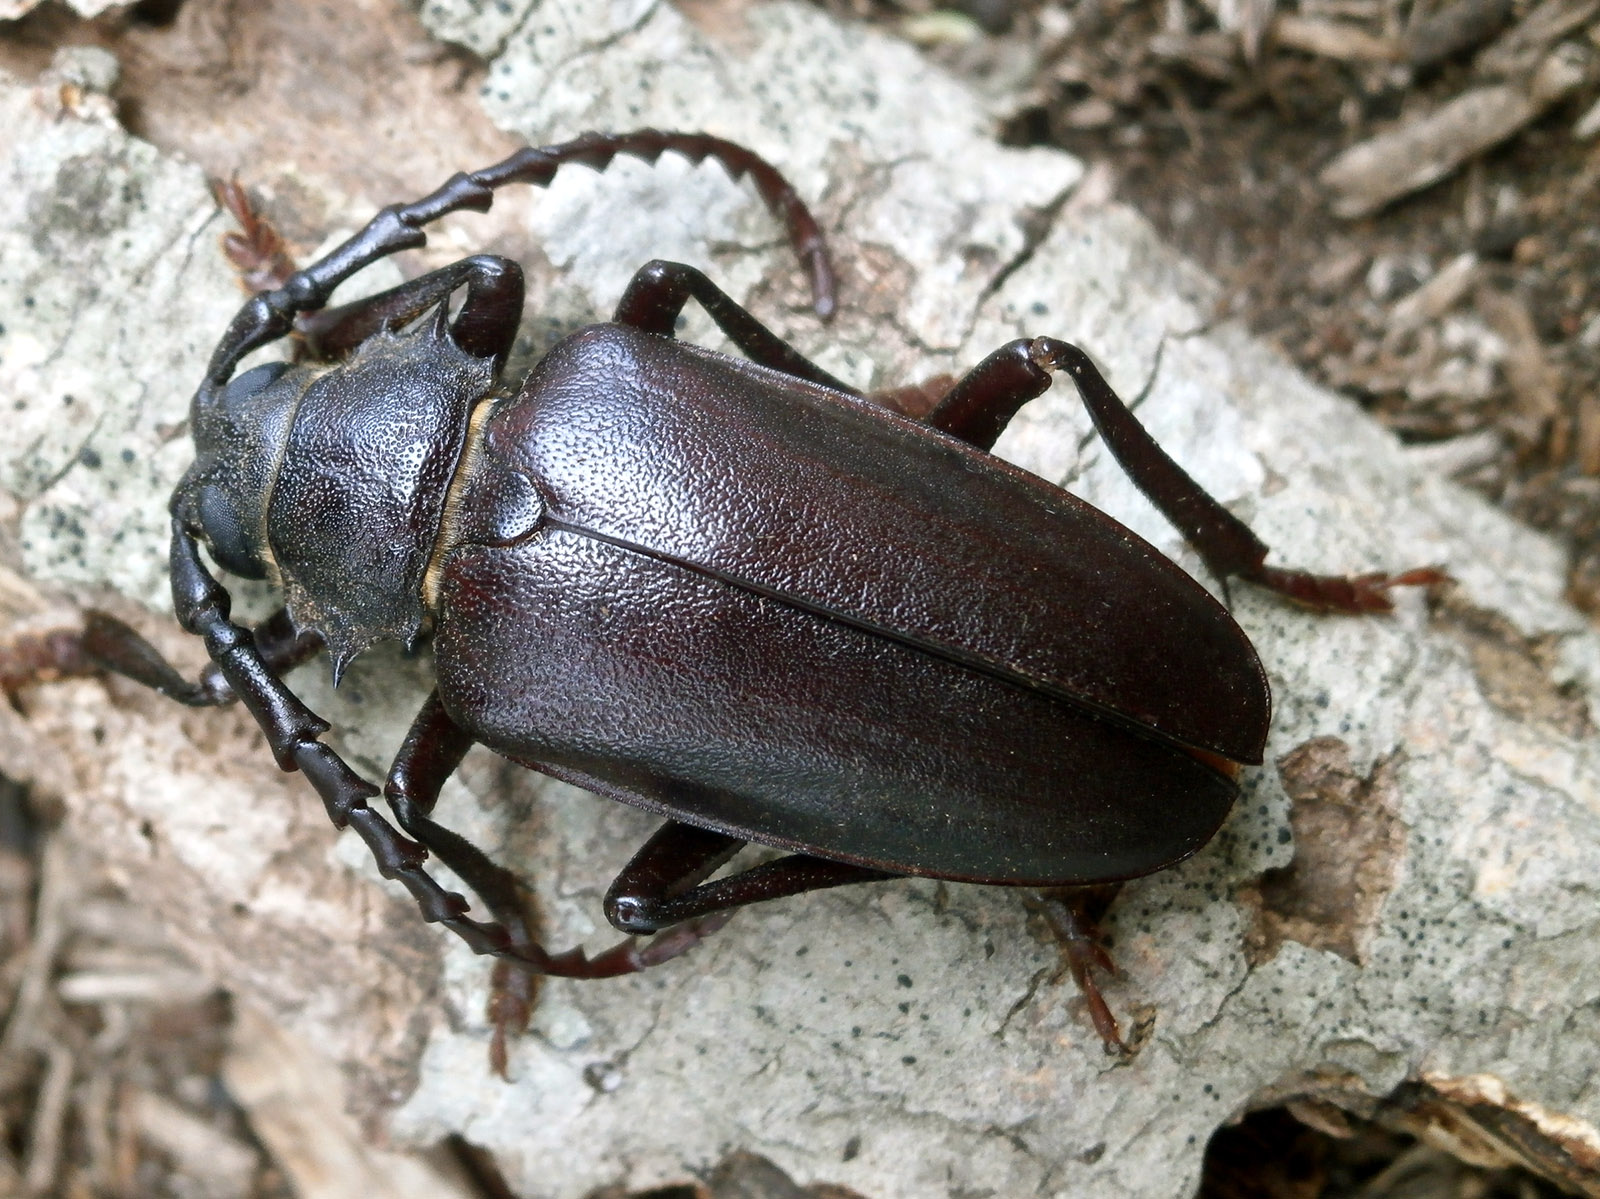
[86,130,1441,1066]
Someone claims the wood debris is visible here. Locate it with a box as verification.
[223,1007,480,1199]
[1274,14,1399,61]
[131,1089,259,1198]
[1320,44,1590,217]
[0,790,477,1198]
[1477,287,1566,450]
[1387,251,1480,337]
[1476,0,1600,76]
[1404,0,1515,68]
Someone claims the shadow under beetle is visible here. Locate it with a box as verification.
[86,129,1443,1068]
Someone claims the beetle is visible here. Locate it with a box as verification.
[84,129,1442,1067]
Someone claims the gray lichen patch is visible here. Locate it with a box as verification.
[0,62,235,609]
[419,0,536,60]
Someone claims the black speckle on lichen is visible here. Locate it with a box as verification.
[30,154,145,257]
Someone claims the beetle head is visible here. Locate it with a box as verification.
[181,313,495,679]
[184,359,301,581]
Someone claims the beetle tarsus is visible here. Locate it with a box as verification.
[1026,887,1128,1054]
[487,962,533,1079]
[0,622,110,709]
[71,608,316,710]
[1244,565,1452,613]
[212,177,299,295]
[531,912,737,979]
[0,611,231,709]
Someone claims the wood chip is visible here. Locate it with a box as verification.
[1404,0,1515,68]
[1400,429,1505,475]
[1320,44,1590,217]
[1216,0,1279,61]
[1388,252,1481,337]
[1578,394,1600,474]
[1301,0,1386,18]
[1475,0,1600,77]
[1061,96,1119,129]
[131,1090,258,1199]
[0,838,71,1058]
[1477,287,1564,447]
[223,1007,480,1199]
[80,1069,116,1197]
[1149,30,1242,80]
[1274,14,1400,61]
[0,0,117,16]
[56,968,214,1005]
[20,1043,73,1195]
[1576,94,1600,138]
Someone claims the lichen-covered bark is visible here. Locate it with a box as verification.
[2,3,1599,1197]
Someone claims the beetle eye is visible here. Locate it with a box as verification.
[196,481,267,579]
[221,361,291,411]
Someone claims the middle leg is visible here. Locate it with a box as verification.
[382,699,777,1068]
[603,821,895,934]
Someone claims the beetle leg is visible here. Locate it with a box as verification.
[604,821,894,933]
[614,260,856,393]
[1022,885,1127,1053]
[299,255,525,367]
[934,338,1447,612]
[213,177,299,296]
[164,518,621,968]
[385,691,539,1077]
[922,344,1054,450]
[386,712,753,993]
[1,621,118,710]
[200,131,834,395]
[8,608,321,710]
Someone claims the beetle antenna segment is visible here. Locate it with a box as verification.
[198,130,835,399]
[163,507,736,983]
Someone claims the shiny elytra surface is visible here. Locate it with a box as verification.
[432,325,1268,885]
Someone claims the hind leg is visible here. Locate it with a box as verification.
[1023,886,1126,1052]
[922,338,1447,610]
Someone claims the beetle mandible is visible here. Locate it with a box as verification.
[86,129,1442,1067]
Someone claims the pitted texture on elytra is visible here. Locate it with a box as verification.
[479,326,1269,764]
